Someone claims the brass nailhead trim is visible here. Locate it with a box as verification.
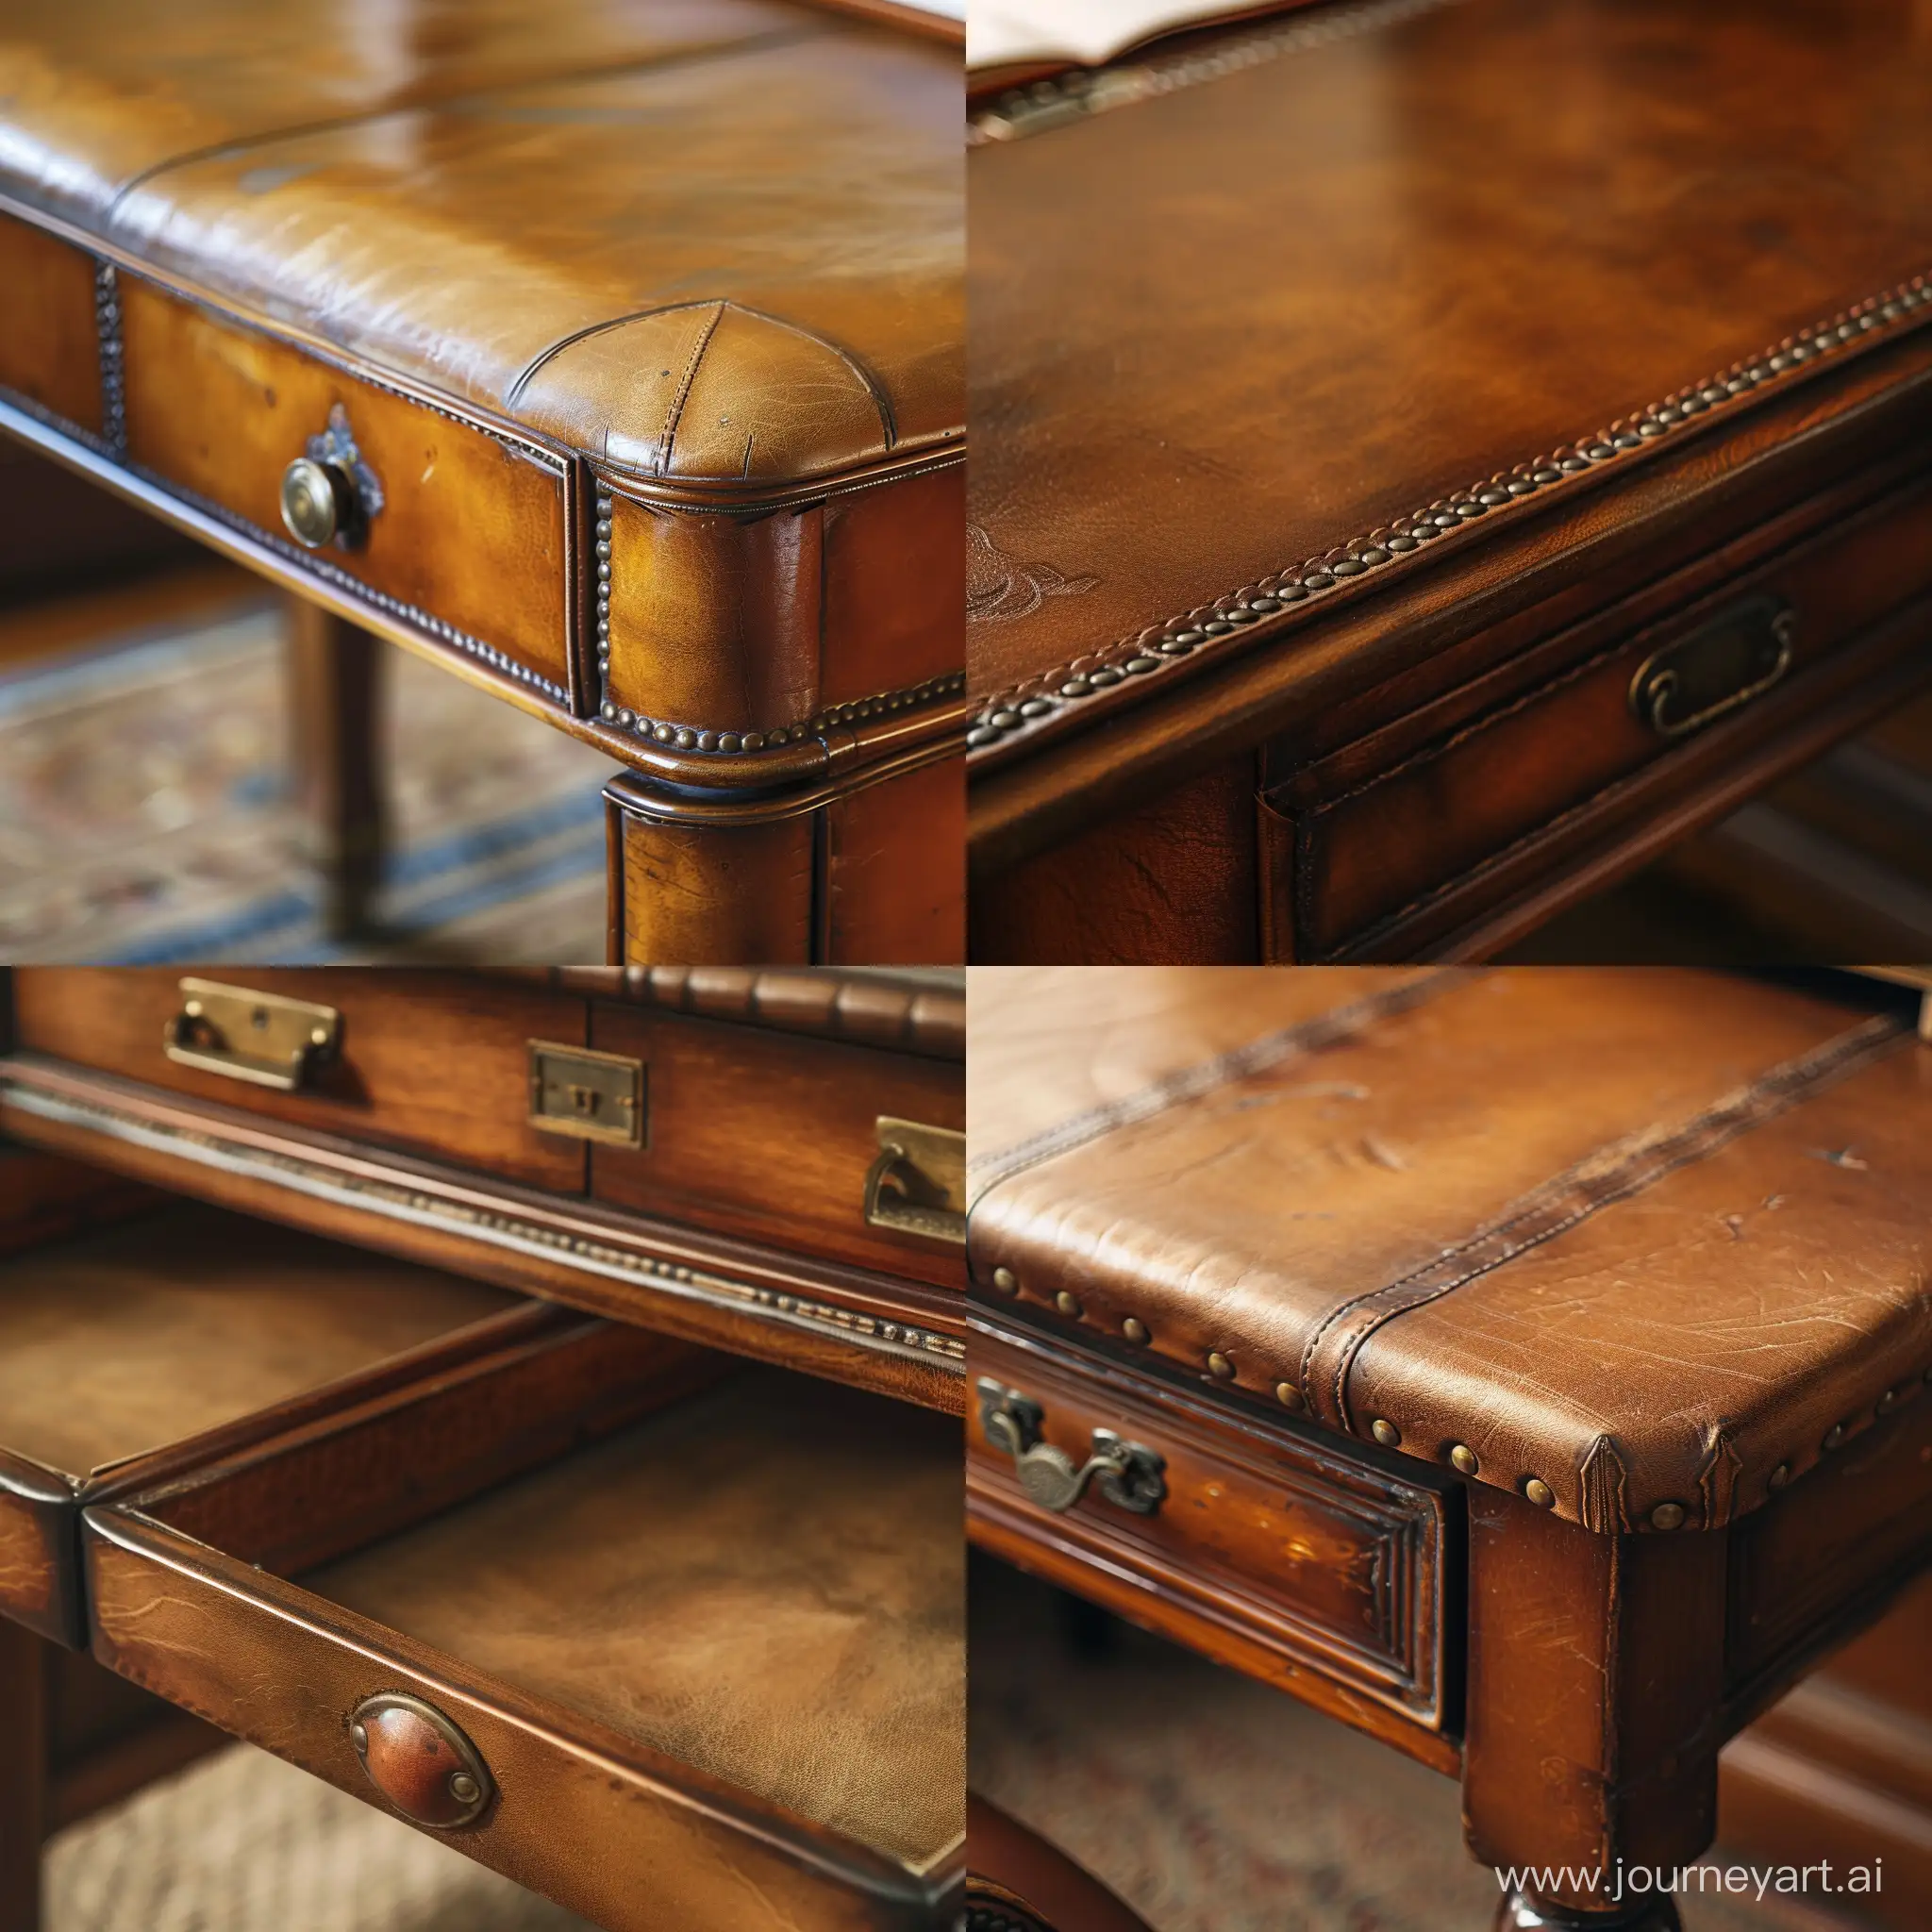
[1208,1351,1236,1380]
[991,1266,1019,1294]
[1650,1502,1686,1531]
[1823,1423,1846,1451]
[1274,1380,1304,1410]
[1054,1290,1082,1317]
[1769,1463,1790,1491]
[1370,1419,1400,1447]
[1122,1316,1149,1344]
[1449,1444,1478,1475]
[1524,1478,1555,1508]
[1877,1388,1899,1415]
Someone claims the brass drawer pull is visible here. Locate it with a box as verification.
[163,977,341,1091]
[977,1378,1167,1517]
[1628,592,1795,740]
[865,1116,966,1245]
[349,1692,492,1830]
[280,403,384,550]
[527,1041,645,1146]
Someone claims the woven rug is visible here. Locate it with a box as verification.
[45,1741,593,1931]
[0,592,610,962]
[971,1557,1868,1932]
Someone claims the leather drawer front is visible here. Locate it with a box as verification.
[968,1324,1454,1753]
[588,1002,966,1289]
[83,1356,962,1932]
[117,276,571,692]
[0,214,103,435]
[9,968,590,1192]
[1281,474,1932,957]
[0,1199,526,1647]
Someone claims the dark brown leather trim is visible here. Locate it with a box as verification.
[1299,1011,1911,1432]
[967,968,1463,1203]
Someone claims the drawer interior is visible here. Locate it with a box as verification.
[308,1372,963,1875]
[0,1198,518,1484]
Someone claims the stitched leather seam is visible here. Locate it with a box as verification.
[967,968,1467,1208]
[966,269,1932,754]
[1308,1013,1909,1430]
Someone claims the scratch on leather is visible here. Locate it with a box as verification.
[967,968,1467,1208]
[1309,1012,1911,1431]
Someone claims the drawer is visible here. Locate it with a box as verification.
[966,1323,1454,1756]
[83,1358,964,1930]
[0,1197,532,1647]
[1270,471,1932,958]
[0,213,103,436]
[8,967,590,1191]
[588,997,967,1288]
[117,276,572,694]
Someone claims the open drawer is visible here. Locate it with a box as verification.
[80,1358,965,1929]
[0,1196,533,1648]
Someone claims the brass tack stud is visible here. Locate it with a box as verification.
[1274,1381,1305,1411]
[1651,1502,1686,1531]
[1823,1423,1846,1451]
[1054,1291,1082,1318]
[1371,1419,1401,1448]
[1122,1317,1150,1345]
[1877,1388,1898,1415]
[1524,1477,1556,1508]
[1208,1351,1236,1380]
[991,1266,1018,1295]
[449,1773,480,1805]
[1449,1444,1479,1475]
[1768,1462,1790,1491]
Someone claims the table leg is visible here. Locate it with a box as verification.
[1462,1484,1727,1931]
[0,1618,47,1932]
[286,598,386,939]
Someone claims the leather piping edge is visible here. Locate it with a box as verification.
[966,266,1932,760]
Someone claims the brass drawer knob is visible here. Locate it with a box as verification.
[349,1692,493,1829]
[977,1378,1167,1518]
[280,456,352,547]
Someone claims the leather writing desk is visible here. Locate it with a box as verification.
[0,965,966,1930]
[967,966,1932,1928]
[966,0,1932,964]
[0,0,965,965]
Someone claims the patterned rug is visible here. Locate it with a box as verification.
[44,1741,592,1930]
[0,589,611,962]
[970,1557,1869,1932]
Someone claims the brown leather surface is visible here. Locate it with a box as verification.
[968,968,1932,1532]
[0,1201,513,1478]
[967,0,1932,746]
[0,0,960,491]
[310,1369,963,1874]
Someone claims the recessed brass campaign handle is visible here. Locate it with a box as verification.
[1629,593,1795,740]
[163,977,341,1091]
[865,1116,966,1244]
[349,1692,492,1830]
[977,1378,1167,1517]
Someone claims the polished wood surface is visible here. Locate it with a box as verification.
[966,1793,1155,1932]
[286,601,387,940]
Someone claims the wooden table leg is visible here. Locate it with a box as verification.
[286,598,386,939]
[0,1618,47,1932]
[1462,1485,1730,1932]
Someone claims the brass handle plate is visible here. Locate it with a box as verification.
[1628,593,1795,740]
[527,1041,645,1146]
[280,403,383,550]
[349,1691,492,1830]
[164,977,341,1091]
[977,1378,1167,1517]
[865,1117,966,1245]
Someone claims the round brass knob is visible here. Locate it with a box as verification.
[280,456,351,548]
[348,1691,492,1829]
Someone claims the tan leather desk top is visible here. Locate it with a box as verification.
[968,968,1932,1536]
[966,0,1932,760]
[0,0,960,496]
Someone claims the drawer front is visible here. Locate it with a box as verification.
[588,1001,966,1287]
[9,968,588,1191]
[118,277,571,693]
[84,1350,958,1932]
[1281,473,1932,957]
[0,1453,73,1646]
[0,214,103,435]
[967,1324,1452,1749]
